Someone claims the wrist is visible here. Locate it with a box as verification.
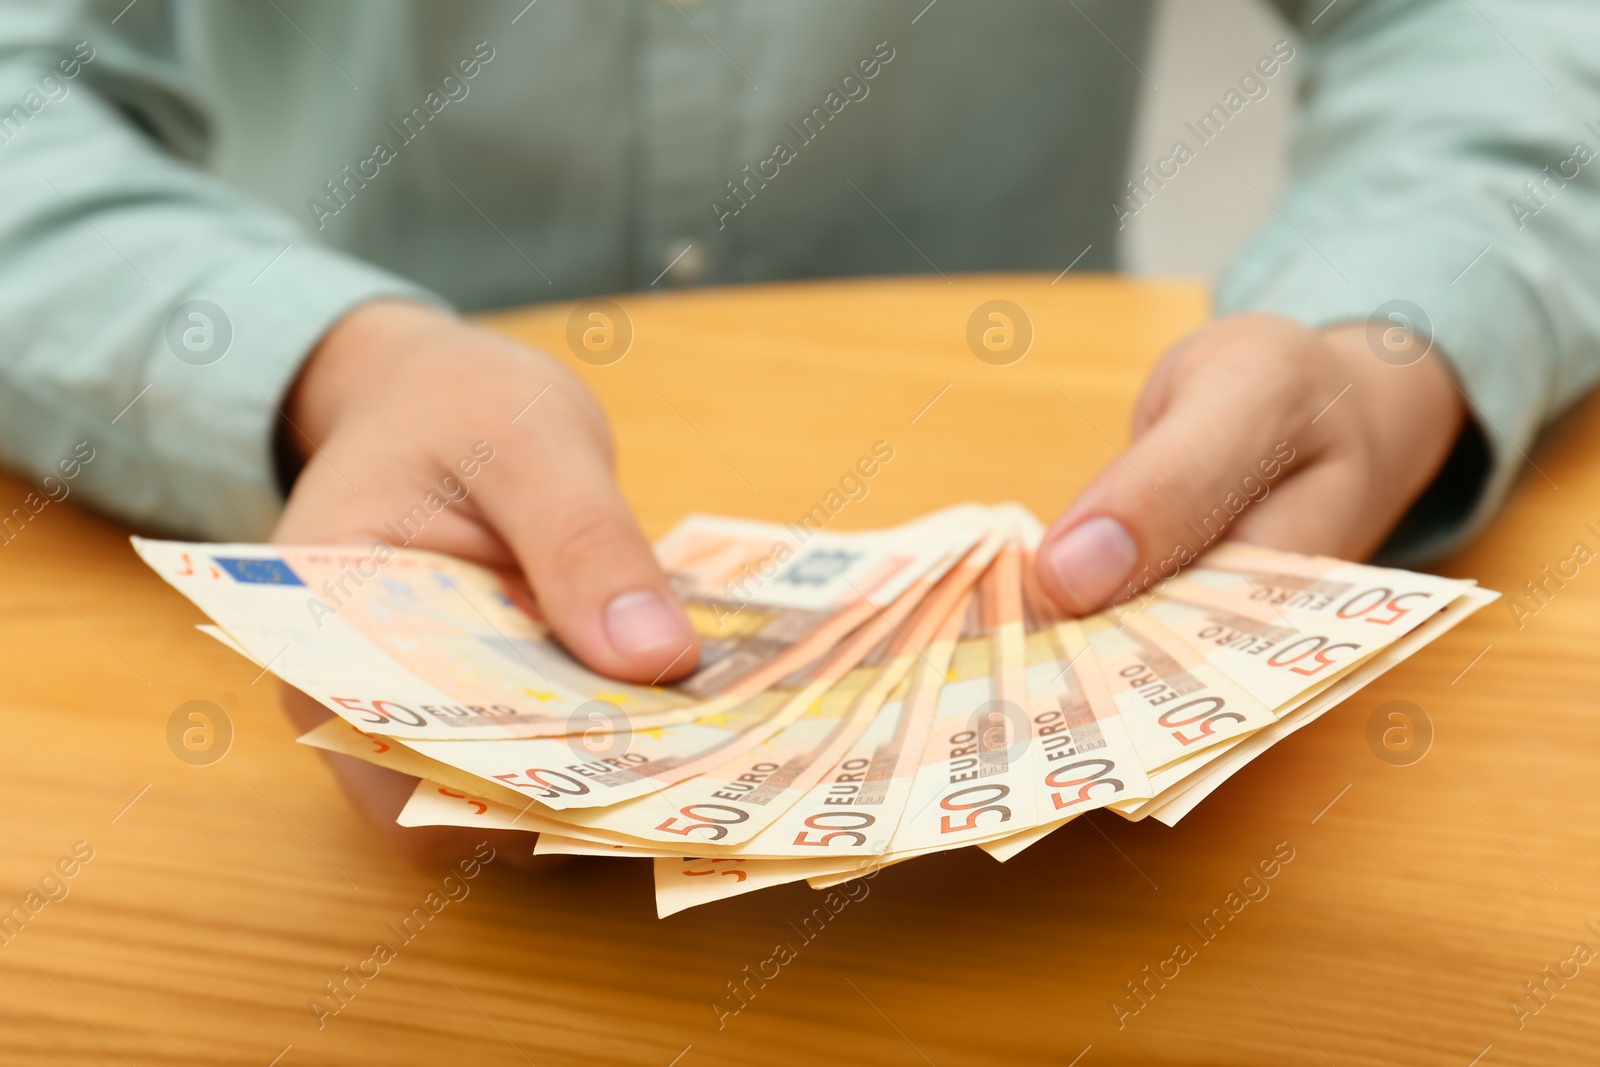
[1317,321,1466,505]
[1319,321,1463,436]
[284,300,457,460]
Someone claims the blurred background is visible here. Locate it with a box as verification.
[1124,0,1298,279]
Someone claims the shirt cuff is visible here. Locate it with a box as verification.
[124,247,445,541]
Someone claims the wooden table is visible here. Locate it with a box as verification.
[5,275,1597,1066]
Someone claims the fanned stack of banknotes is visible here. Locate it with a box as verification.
[135,504,1497,917]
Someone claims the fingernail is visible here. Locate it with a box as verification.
[603,589,693,656]
[1045,517,1138,614]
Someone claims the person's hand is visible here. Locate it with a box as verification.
[277,300,700,680]
[1035,313,1466,615]
[271,300,701,864]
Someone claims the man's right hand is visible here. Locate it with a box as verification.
[270,300,700,864]
[276,299,700,682]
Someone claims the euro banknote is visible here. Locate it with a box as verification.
[137,503,1496,917]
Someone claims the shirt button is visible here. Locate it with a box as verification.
[657,239,707,285]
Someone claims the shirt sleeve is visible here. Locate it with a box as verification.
[0,1,441,541]
[1220,0,1600,562]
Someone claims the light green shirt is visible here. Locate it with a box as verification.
[1,0,1597,557]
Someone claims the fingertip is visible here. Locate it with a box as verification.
[599,587,701,684]
[1038,515,1139,616]
[603,589,690,655]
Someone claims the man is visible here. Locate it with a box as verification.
[1,1,1595,850]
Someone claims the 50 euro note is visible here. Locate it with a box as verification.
[1159,543,1475,636]
[1131,582,1500,827]
[652,803,1042,917]
[970,554,1155,863]
[297,719,644,842]
[292,652,831,812]
[1050,589,1405,810]
[304,532,969,813]
[970,547,1481,840]
[775,808,1057,897]
[636,532,1007,914]
[1134,591,1409,711]
[527,539,973,842]
[1054,554,1490,828]
[805,559,1484,869]
[1079,548,1480,794]
[653,852,894,918]
[642,582,982,912]
[782,538,1157,873]
[886,528,1039,854]
[132,509,986,742]
[395,777,642,846]
[652,853,885,919]
[814,548,1157,871]
[673,584,1506,894]
[1065,606,1277,775]
[1128,545,1480,710]
[652,534,1136,899]
[1093,604,1431,821]
[297,717,696,845]
[692,522,1008,859]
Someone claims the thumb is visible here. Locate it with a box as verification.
[1036,343,1314,615]
[474,426,700,686]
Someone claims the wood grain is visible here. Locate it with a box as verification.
[2,275,1596,1066]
